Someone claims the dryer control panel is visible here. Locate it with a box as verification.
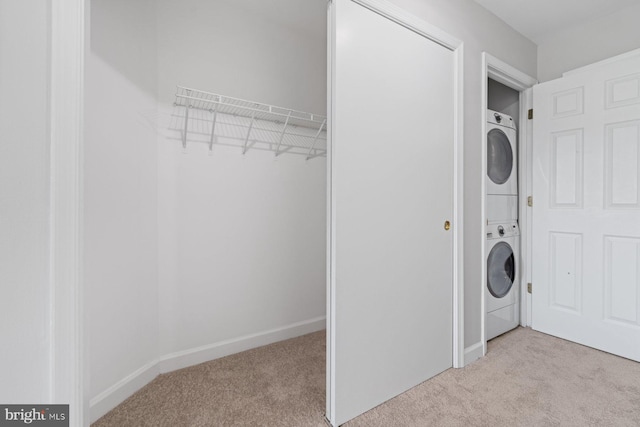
[487,108,516,130]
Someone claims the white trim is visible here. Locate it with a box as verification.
[90,317,325,423]
[327,0,464,424]
[480,55,488,358]
[463,342,484,365]
[50,1,87,426]
[485,53,537,91]
[351,0,462,50]
[89,360,159,423]
[519,88,534,328]
[157,317,326,373]
[326,0,336,422]
[453,43,465,369]
[481,52,537,355]
[563,48,640,77]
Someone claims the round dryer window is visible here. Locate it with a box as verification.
[487,128,513,185]
[487,241,515,298]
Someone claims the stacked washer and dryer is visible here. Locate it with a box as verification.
[486,110,520,340]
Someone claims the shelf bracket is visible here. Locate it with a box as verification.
[275,111,292,157]
[242,111,257,155]
[182,90,192,150]
[306,150,326,161]
[306,119,327,160]
[208,107,218,152]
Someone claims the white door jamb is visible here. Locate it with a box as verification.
[50,1,88,425]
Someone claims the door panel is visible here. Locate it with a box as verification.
[328,0,454,425]
[532,52,640,362]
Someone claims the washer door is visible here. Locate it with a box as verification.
[487,128,513,185]
[487,241,515,298]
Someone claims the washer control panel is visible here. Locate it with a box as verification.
[487,221,519,239]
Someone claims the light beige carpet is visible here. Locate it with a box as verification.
[93,327,640,426]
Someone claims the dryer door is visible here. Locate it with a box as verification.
[487,241,515,298]
[487,128,514,185]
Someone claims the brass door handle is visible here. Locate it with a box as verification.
[444,220,451,231]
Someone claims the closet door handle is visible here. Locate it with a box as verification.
[444,220,451,231]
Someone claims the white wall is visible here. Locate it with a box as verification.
[85,0,159,415]
[156,0,327,359]
[0,0,51,403]
[387,0,537,353]
[537,3,640,82]
[155,0,326,112]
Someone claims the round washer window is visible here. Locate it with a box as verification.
[487,241,515,298]
[487,128,513,185]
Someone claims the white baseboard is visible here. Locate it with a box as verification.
[157,316,325,373]
[89,316,326,423]
[464,342,484,366]
[89,359,159,423]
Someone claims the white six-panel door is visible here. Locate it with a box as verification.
[532,51,640,362]
[327,0,457,425]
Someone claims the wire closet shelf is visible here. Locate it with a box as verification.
[173,86,327,160]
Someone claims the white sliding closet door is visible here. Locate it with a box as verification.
[327,0,456,425]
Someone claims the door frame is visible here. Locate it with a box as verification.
[481,53,537,353]
[326,0,465,423]
[50,0,89,425]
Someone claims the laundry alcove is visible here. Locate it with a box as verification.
[485,77,522,344]
[85,0,328,421]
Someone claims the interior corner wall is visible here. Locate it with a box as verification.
[85,0,159,413]
[0,0,52,403]
[386,0,537,355]
[488,79,520,130]
[537,3,640,82]
[155,0,327,361]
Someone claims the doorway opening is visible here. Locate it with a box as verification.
[481,53,537,354]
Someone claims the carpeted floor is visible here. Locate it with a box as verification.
[93,327,640,426]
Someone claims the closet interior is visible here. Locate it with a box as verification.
[85,0,328,421]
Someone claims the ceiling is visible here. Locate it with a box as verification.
[473,0,640,44]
